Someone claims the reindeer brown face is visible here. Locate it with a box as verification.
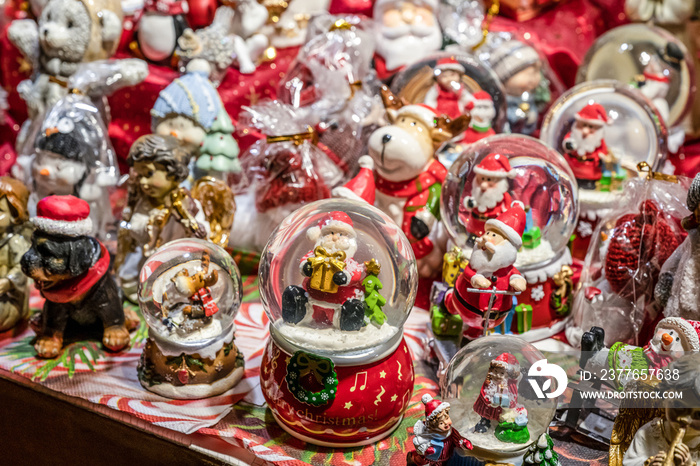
[367,87,470,182]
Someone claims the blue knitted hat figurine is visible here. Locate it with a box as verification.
[151,71,222,135]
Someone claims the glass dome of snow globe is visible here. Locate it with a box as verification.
[576,23,695,127]
[442,335,560,461]
[390,51,507,132]
[259,198,418,364]
[439,135,578,338]
[139,238,242,348]
[137,238,244,399]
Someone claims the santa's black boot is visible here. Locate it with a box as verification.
[282,285,308,324]
[340,299,365,331]
[580,326,605,369]
[474,417,491,433]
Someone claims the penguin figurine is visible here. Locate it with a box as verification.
[131,0,190,67]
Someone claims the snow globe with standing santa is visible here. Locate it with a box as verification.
[389,52,507,166]
[258,198,418,446]
[439,334,560,463]
[540,80,668,260]
[435,135,579,347]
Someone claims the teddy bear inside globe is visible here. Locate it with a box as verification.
[280,211,392,342]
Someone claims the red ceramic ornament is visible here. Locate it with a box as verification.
[260,335,415,446]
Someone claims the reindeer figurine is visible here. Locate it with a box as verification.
[161,251,220,335]
[334,87,470,277]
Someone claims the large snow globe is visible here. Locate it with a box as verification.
[540,79,667,259]
[443,335,560,462]
[437,135,578,340]
[258,198,418,446]
[137,238,244,399]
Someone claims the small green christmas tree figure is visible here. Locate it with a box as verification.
[196,107,241,176]
[363,259,387,327]
[523,433,560,466]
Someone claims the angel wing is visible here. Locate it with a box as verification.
[191,177,236,248]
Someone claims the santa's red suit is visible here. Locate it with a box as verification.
[433,86,465,121]
[563,134,608,182]
[299,251,364,325]
[462,125,496,144]
[473,376,519,421]
[409,429,471,466]
[466,191,512,238]
[375,159,448,259]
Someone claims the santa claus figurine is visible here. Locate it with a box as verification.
[423,57,473,120]
[445,204,527,340]
[373,0,443,80]
[473,352,529,441]
[281,212,368,332]
[562,103,616,190]
[461,153,516,242]
[461,92,497,144]
[408,394,473,466]
[581,316,700,390]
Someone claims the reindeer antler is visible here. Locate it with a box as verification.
[432,114,471,148]
[380,85,407,111]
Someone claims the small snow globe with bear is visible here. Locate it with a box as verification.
[438,135,578,340]
[137,238,244,399]
[442,335,560,462]
[258,198,419,446]
[540,79,668,259]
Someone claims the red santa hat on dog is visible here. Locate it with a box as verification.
[474,153,516,179]
[435,57,465,74]
[574,103,609,126]
[421,394,450,421]
[486,203,526,249]
[331,156,376,204]
[307,211,356,242]
[395,104,438,130]
[32,195,93,237]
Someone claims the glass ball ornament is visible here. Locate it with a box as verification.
[390,51,507,132]
[440,134,578,271]
[576,23,695,127]
[442,335,560,460]
[258,198,418,364]
[138,238,242,349]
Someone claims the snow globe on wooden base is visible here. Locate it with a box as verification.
[137,238,244,399]
[258,198,418,447]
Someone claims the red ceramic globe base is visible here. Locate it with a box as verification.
[260,334,415,447]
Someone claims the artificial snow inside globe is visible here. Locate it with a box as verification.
[436,135,578,343]
[137,238,244,399]
[442,335,560,463]
[540,79,667,259]
[258,198,418,447]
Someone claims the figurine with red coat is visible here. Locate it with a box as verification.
[461,92,496,144]
[423,57,473,120]
[472,352,530,444]
[333,92,469,277]
[445,204,527,340]
[461,153,516,242]
[562,103,615,190]
[407,394,474,466]
[281,212,368,332]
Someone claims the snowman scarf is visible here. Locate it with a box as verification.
[195,287,219,317]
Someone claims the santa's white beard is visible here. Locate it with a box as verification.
[472,178,508,212]
[470,105,495,127]
[377,23,442,70]
[571,126,604,156]
[316,235,357,259]
[640,80,670,101]
[469,240,518,276]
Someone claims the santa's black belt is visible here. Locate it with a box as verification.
[471,212,490,221]
[454,287,510,319]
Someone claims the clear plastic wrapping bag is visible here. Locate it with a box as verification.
[567,175,691,347]
[238,101,343,213]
